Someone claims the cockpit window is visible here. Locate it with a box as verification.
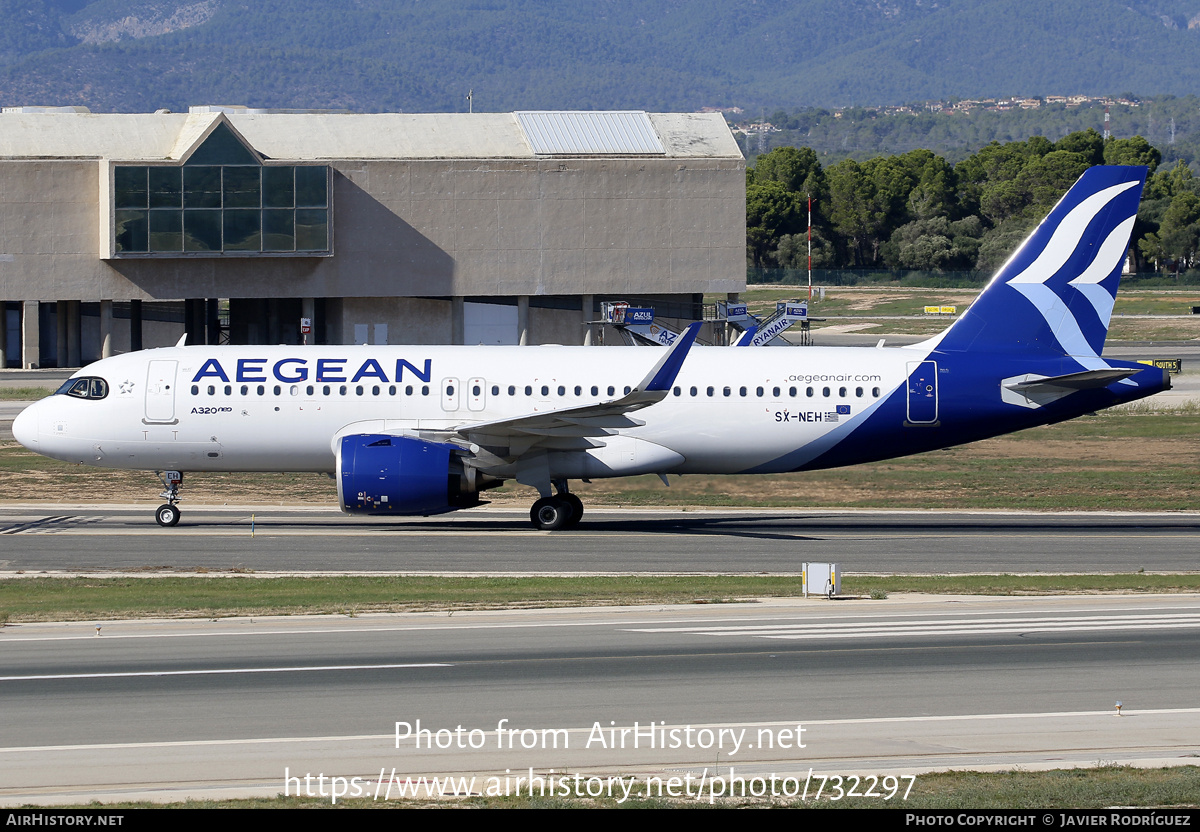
[56,377,109,400]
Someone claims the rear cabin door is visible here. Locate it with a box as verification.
[905,361,939,424]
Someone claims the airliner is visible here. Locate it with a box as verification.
[12,166,1170,530]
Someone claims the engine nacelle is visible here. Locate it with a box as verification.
[336,434,479,516]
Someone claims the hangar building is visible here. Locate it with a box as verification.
[0,106,745,368]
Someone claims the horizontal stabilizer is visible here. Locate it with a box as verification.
[1004,368,1137,393]
[1001,368,1138,410]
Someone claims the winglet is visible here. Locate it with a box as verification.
[641,322,702,392]
[175,333,188,348]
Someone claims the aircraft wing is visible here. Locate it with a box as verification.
[436,323,701,454]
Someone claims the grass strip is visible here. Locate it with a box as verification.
[0,387,53,401]
[1,574,1198,623]
[23,765,1200,809]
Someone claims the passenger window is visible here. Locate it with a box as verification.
[789,387,797,397]
[273,385,281,396]
[446,385,454,396]
[421,385,429,396]
[340,385,348,395]
[322,385,330,395]
[772,386,780,397]
[490,385,498,396]
[241,385,248,395]
[624,386,631,394]
[574,385,582,396]
[822,387,830,397]
[591,386,599,396]
[541,385,549,396]
[706,386,714,397]
[723,387,731,397]
[673,386,681,396]
[508,385,516,396]
[839,387,846,397]
[740,387,747,397]
[756,387,763,397]
[191,385,199,395]
[406,385,413,395]
[690,386,697,396]
[806,387,814,397]
[224,385,232,396]
[873,387,881,397]
[856,387,863,397]
[256,385,265,396]
[372,386,380,396]
[389,385,396,395]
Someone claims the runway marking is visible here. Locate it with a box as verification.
[0,662,451,682]
[0,516,104,535]
[628,612,1200,640]
[3,707,1200,755]
[5,604,1199,643]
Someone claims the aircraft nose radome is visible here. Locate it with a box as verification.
[11,402,38,450]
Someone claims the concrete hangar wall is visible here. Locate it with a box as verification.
[0,106,746,368]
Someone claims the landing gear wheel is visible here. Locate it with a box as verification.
[530,495,574,531]
[155,503,181,527]
[562,493,584,528]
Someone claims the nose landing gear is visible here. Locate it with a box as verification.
[154,470,183,527]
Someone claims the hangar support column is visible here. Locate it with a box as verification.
[517,296,530,346]
[21,301,39,369]
[206,299,220,346]
[0,303,7,368]
[451,297,465,346]
[66,300,81,367]
[581,294,594,345]
[99,300,113,359]
[56,301,68,368]
[129,300,142,352]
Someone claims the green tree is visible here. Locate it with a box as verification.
[1140,191,1200,272]
[1103,136,1161,175]
[746,181,803,267]
[752,146,826,199]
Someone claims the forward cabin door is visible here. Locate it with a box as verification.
[144,360,178,423]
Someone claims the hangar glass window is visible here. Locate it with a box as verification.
[113,123,330,256]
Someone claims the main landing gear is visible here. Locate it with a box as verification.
[530,481,583,531]
[154,470,183,527]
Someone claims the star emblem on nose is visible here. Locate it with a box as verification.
[119,380,135,394]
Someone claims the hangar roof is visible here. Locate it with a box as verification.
[0,110,741,161]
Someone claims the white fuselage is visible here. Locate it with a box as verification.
[14,343,919,478]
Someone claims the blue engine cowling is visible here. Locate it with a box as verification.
[337,434,474,516]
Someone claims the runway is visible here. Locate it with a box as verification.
[1,593,1197,805]
[0,505,1198,574]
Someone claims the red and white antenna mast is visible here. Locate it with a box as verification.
[1104,105,1111,141]
[807,194,813,302]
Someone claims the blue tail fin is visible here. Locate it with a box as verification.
[935,166,1146,370]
